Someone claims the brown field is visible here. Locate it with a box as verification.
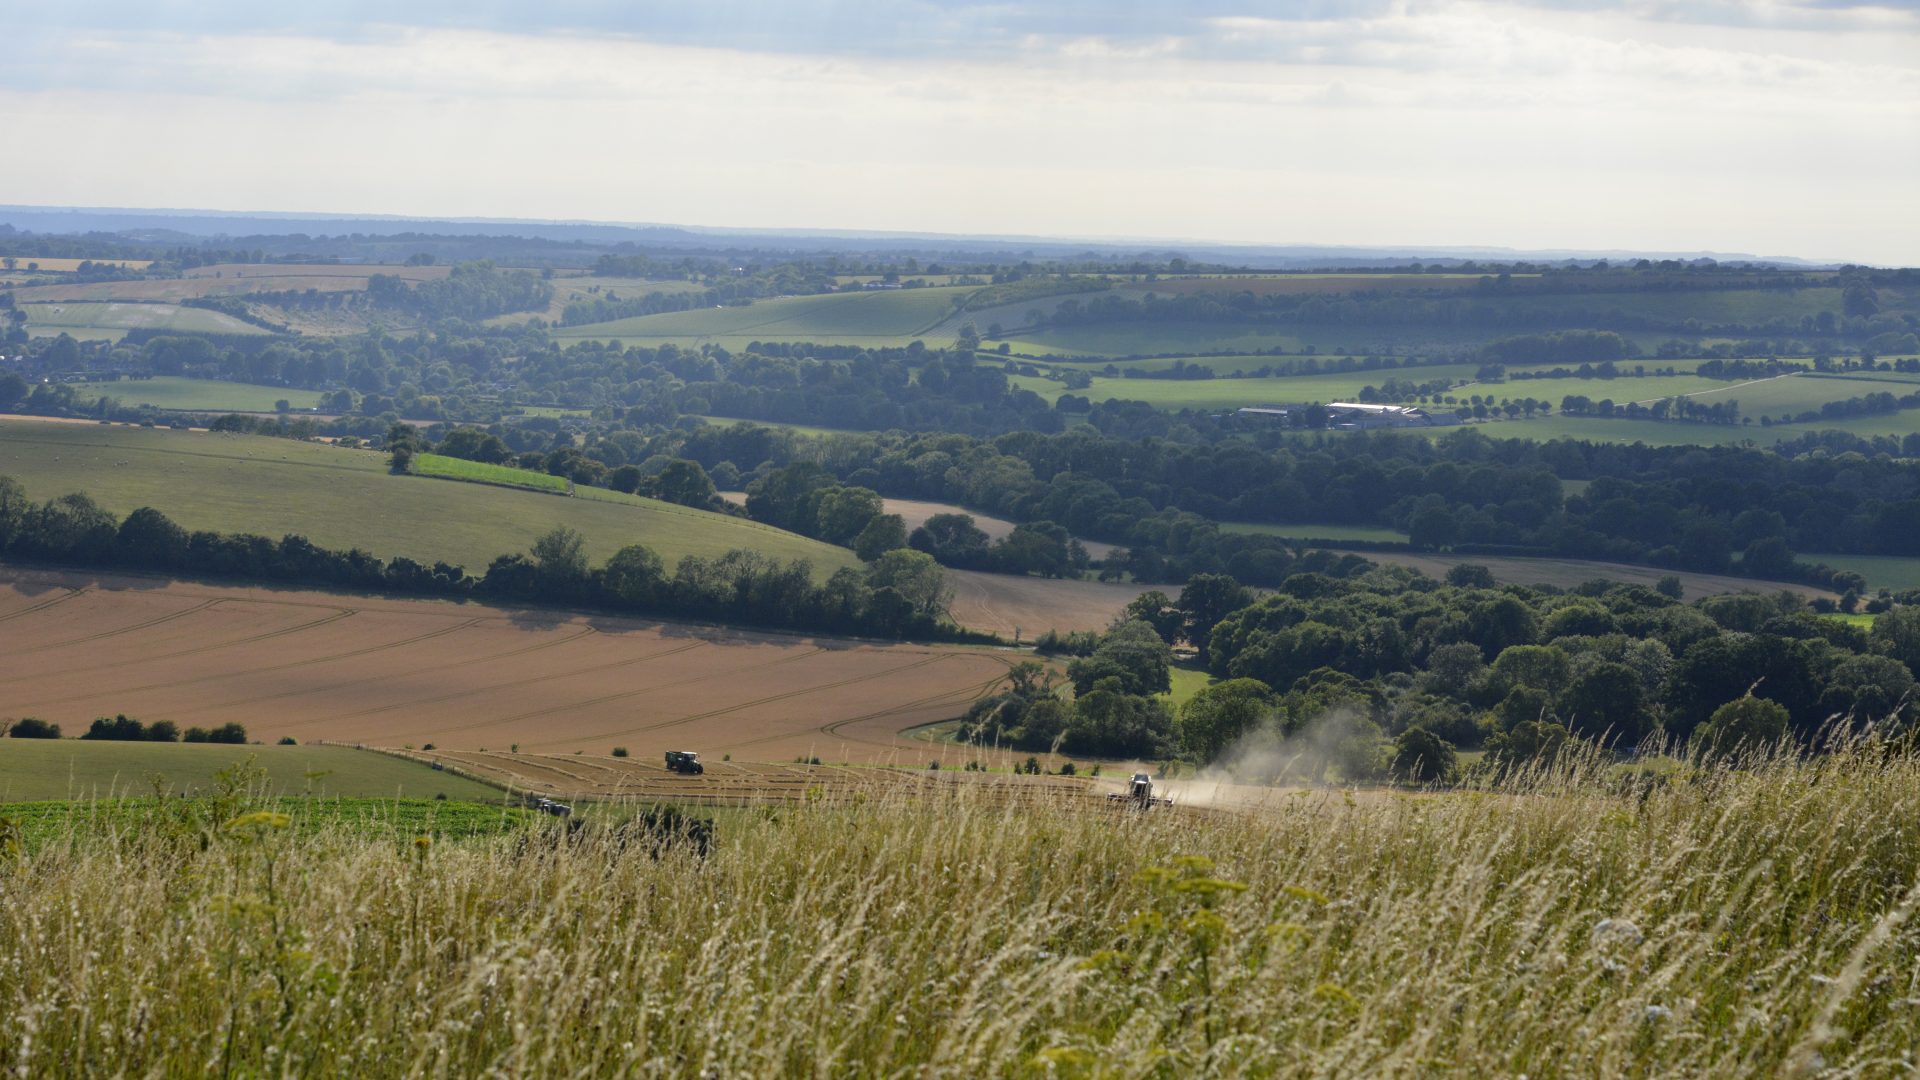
[0,568,1019,762]
[11,263,450,304]
[945,569,1154,637]
[405,751,1095,804]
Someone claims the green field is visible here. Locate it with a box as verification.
[0,420,862,576]
[0,741,500,801]
[76,376,325,413]
[552,286,977,348]
[1219,521,1411,543]
[411,452,571,493]
[1001,322,1312,358]
[1161,664,1213,710]
[1802,553,1920,592]
[1011,369,1475,410]
[693,415,864,438]
[1459,412,1920,447]
[25,302,272,340]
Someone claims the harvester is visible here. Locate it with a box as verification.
[1107,771,1170,809]
[664,750,704,775]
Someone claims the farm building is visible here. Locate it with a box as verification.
[1324,402,1460,429]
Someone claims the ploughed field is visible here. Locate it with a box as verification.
[0,569,1014,761]
[410,751,1092,804]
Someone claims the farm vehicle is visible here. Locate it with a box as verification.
[665,750,704,775]
[1107,772,1171,809]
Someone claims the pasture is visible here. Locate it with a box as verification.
[0,569,1014,761]
[410,452,571,493]
[551,286,975,348]
[24,301,270,340]
[77,376,325,413]
[0,740,499,802]
[0,419,860,576]
[1801,553,1920,592]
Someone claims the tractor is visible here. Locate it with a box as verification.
[665,750,704,775]
[1106,771,1170,808]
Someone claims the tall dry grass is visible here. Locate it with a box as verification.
[1,743,1917,1076]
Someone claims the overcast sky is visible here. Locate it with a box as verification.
[4,1,1916,262]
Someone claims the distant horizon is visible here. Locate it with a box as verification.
[0,201,1865,267]
[5,2,1913,265]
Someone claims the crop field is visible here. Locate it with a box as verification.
[1220,521,1411,543]
[0,569,1016,761]
[411,452,571,493]
[11,262,450,304]
[0,257,152,273]
[486,275,706,325]
[1011,370,1472,410]
[75,376,326,413]
[551,286,976,347]
[1362,550,1832,599]
[24,302,271,339]
[0,740,500,801]
[1494,286,1845,324]
[1800,553,1920,592]
[0,419,860,576]
[408,752,1091,803]
[1463,412,1920,447]
[943,569,1156,638]
[1134,274,1497,297]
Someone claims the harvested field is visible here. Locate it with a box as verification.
[407,752,1092,804]
[0,568,1018,762]
[945,569,1155,637]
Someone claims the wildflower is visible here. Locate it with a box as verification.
[1591,918,1644,947]
[1644,1005,1672,1022]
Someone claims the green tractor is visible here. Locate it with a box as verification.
[665,750,704,775]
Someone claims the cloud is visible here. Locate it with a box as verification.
[0,0,1913,262]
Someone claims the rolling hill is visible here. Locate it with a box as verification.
[550,285,977,348]
[0,419,860,576]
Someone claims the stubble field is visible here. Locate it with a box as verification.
[0,569,1015,762]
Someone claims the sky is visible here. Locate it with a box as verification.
[3,1,1916,263]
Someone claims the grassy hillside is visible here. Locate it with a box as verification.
[24,302,272,340]
[551,286,976,347]
[0,420,861,576]
[3,749,1916,1074]
[0,741,500,801]
[411,452,570,493]
[76,377,326,413]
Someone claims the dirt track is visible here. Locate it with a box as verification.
[0,569,1017,761]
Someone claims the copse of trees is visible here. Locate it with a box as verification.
[1149,565,1918,783]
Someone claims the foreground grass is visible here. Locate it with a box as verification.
[0,741,502,801]
[0,745,1915,1074]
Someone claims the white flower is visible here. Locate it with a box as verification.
[1592,918,1644,947]
[1644,1004,1672,1022]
